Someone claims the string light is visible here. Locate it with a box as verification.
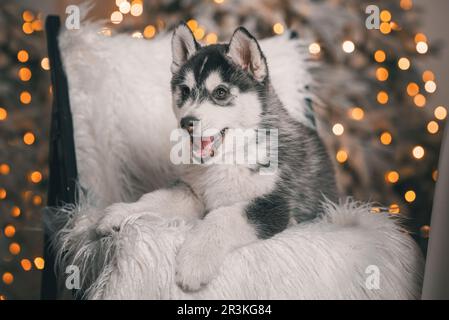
[130,1,143,16]
[424,80,436,93]
[416,41,428,54]
[0,107,7,121]
[389,204,400,214]
[0,188,7,200]
[132,31,143,39]
[187,19,198,31]
[214,0,225,3]
[349,107,364,120]
[30,171,42,184]
[41,57,50,71]
[380,22,392,34]
[205,33,218,44]
[434,106,447,120]
[31,20,43,32]
[4,224,15,238]
[23,132,35,145]
[11,206,21,218]
[420,225,430,238]
[413,94,426,107]
[400,0,413,10]
[342,40,355,53]
[385,171,399,184]
[376,67,389,81]
[20,259,32,271]
[0,164,10,175]
[34,257,45,270]
[415,33,427,43]
[143,25,156,39]
[412,145,425,159]
[380,132,392,145]
[427,121,439,134]
[336,150,348,163]
[377,91,389,104]
[9,243,21,255]
[22,10,34,22]
[405,190,416,203]
[119,1,131,14]
[20,91,32,104]
[17,50,29,63]
[380,10,392,22]
[422,70,435,82]
[398,57,410,70]
[374,50,386,63]
[2,273,14,285]
[110,11,123,24]
[194,27,205,40]
[18,67,32,81]
[432,170,438,182]
[406,82,419,96]
[309,43,321,55]
[273,23,284,35]
[332,123,344,136]
[22,22,33,34]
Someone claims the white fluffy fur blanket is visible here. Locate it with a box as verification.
[51,22,424,299]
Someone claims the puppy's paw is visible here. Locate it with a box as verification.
[175,239,223,292]
[95,203,131,236]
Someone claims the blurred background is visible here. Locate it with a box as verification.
[1,0,448,300]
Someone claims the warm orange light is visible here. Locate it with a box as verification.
[9,243,21,255]
[193,27,205,40]
[420,225,430,238]
[400,0,413,10]
[4,225,15,238]
[11,206,21,218]
[434,106,447,120]
[23,132,35,145]
[374,50,386,63]
[205,33,218,44]
[2,272,13,285]
[0,188,6,199]
[413,94,426,107]
[34,257,45,270]
[386,171,399,183]
[21,259,32,271]
[349,107,364,120]
[389,204,400,214]
[376,67,389,81]
[22,22,33,34]
[398,57,410,70]
[17,50,29,63]
[143,25,156,39]
[32,20,43,31]
[404,190,416,203]
[22,10,34,22]
[377,91,389,104]
[20,91,32,104]
[427,121,439,134]
[187,19,198,31]
[380,22,391,34]
[0,163,10,175]
[30,171,43,183]
[336,150,348,163]
[414,33,427,43]
[33,195,43,206]
[406,82,419,96]
[432,170,438,182]
[0,107,7,121]
[18,67,32,81]
[422,70,435,82]
[273,23,285,35]
[380,10,392,22]
[380,132,392,145]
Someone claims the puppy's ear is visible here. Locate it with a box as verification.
[171,23,199,74]
[227,27,268,82]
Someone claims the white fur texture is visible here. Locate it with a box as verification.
[55,23,423,299]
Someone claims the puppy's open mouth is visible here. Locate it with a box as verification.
[189,128,227,159]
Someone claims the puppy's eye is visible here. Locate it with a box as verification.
[180,86,190,99]
[213,86,229,100]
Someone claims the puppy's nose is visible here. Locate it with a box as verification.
[180,116,198,134]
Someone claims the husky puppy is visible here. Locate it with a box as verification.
[96,23,337,291]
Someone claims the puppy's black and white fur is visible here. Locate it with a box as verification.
[96,24,337,291]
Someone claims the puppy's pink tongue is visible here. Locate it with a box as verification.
[201,137,214,157]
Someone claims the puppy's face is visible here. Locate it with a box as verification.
[170,24,269,159]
